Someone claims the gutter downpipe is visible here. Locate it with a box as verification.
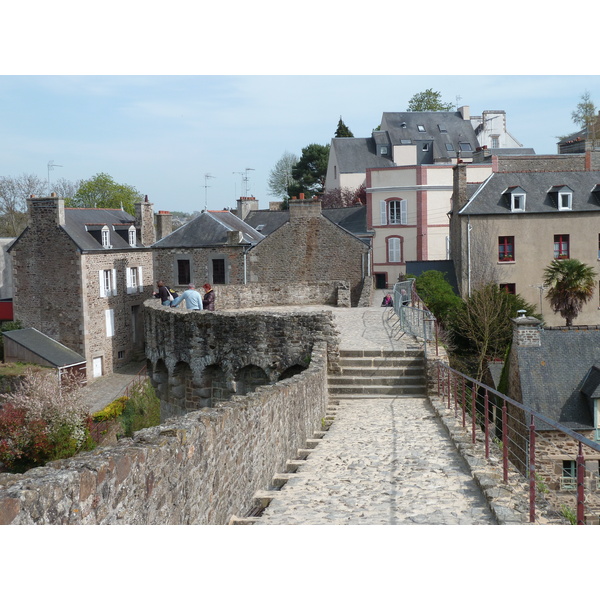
[467,217,472,297]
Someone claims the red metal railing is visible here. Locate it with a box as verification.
[435,360,600,524]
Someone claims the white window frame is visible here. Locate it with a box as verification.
[128,226,137,246]
[511,193,526,212]
[105,309,115,338]
[99,269,117,297]
[101,226,111,248]
[126,266,144,294]
[388,237,401,263]
[389,199,407,225]
[558,192,572,211]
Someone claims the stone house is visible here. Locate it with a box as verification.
[449,154,600,326]
[8,194,155,379]
[0,237,15,322]
[506,316,600,522]
[325,107,529,288]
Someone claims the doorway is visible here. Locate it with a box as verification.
[92,357,103,378]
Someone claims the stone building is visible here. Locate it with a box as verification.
[506,316,600,522]
[449,154,600,326]
[8,194,155,379]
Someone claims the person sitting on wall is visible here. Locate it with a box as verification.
[153,280,172,306]
[171,283,203,311]
[381,293,394,307]
[202,283,215,311]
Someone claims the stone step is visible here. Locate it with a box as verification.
[338,358,425,369]
[339,349,424,358]
[335,367,425,377]
[329,376,426,386]
[328,385,427,396]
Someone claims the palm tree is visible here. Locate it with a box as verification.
[543,259,596,326]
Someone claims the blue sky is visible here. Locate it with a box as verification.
[2,3,600,216]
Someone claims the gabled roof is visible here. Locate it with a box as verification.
[153,210,264,248]
[2,327,85,368]
[460,171,600,215]
[330,137,393,174]
[62,208,140,251]
[516,329,598,430]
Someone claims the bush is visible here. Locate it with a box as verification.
[92,396,128,422]
[118,380,160,437]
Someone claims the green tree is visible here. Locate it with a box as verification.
[67,173,144,215]
[290,143,330,198]
[543,258,596,326]
[571,90,598,141]
[335,117,354,138]
[413,270,462,327]
[267,151,299,199]
[407,88,454,112]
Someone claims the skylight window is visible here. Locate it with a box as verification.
[446,143,454,151]
[459,142,473,152]
[417,125,426,132]
[438,124,447,133]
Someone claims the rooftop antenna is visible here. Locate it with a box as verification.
[243,168,255,196]
[47,160,63,194]
[530,283,548,319]
[203,173,215,211]
[455,95,462,110]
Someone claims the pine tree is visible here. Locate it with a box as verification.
[335,117,354,138]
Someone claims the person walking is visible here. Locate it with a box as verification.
[154,280,172,306]
[202,283,215,311]
[171,283,203,310]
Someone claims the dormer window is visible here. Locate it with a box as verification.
[505,186,526,212]
[101,226,111,248]
[559,192,572,210]
[128,225,137,246]
[380,146,388,155]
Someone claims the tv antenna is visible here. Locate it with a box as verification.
[203,173,215,211]
[47,160,63,194]
[530,283,548,318]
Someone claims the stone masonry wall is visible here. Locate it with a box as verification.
[0,341,329,525]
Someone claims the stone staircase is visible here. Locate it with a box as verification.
[328,349,427,398]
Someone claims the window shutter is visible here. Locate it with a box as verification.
[138,266,143,293]
[401,199,407,224]
[126,267,133,294]
[105,309,115,337]
[380,200,387,225]
[111,269,117,296]
[99,270,106,298]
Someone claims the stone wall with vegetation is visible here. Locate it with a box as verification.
[0,340,329,524]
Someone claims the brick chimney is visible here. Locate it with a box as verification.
[511,315,542,347]
[134,195,155,246]
[452,163,469,213]
[236,196,258,221]
[288,193,322,220]
[156,210,172,241]
[27,192,65,228]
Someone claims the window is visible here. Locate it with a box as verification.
[101,226,111,248]
[126,266,144,294]
[446,143,454,152]
[389,199,407,225]
[498,236,515,261]
[499,283,516,294]
[400,139,411,145]
[491,136,500,149]
[128,226,137,246]
[422,143,429,152]
[554,234,569,259]
[417,124,426,132]
[459,142,472,152]
[177,259,191,285]
[105,309,115,338]
[438,124,447,133]
[511,193,526,212]
[99,269,117,297]
[561,460,577,490]
[387,237,402,263]
[118,350,125,359]
[559,192,572,211]
[380,146,388,155]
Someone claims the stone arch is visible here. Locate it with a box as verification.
[200,363,231,406]
[169,361,193,416]
[235,364,269,396]
[149,358,169,407]
[278,364,307,381]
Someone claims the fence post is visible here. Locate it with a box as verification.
[471,386,476,444]
[529,415,536,523]
[462,379,466,428]
[484,389,490,459]
[502,401,508,483]
[577,442,585,525]
[447,369,451,409]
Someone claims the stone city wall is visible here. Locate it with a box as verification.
[0,339,330,525]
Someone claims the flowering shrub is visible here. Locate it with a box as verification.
[0,368,94,472]
[92,396,128,422]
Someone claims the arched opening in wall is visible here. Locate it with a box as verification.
[150,359,169,408]
[171,361,193,414]
[235,364,269,396]
[200,364,230,406]
[278,364,307,381]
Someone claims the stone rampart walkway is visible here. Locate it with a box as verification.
[254,289,497,525]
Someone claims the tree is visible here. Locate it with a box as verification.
[52,177,83,202]
[67,173,144,215]
[335,117,354,138]
[289,143,330,198]
[571,91,598,141]
[320,184,365,209]
[412,270,462,328]
[543,258,596,326]
[267,151,299,199]
[407,88,454,112]
[0,174,46,236]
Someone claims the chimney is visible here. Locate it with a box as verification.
[236,196,258,221]
[458,105,470,120]
[135,195,155,246]
[156,210,172,241]
[511,315,542,347]
[27,193,65,228]
[288,193,322,220]
[227,230,244,245]
[452,163,469,212]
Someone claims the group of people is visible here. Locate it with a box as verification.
[154,281,215,311]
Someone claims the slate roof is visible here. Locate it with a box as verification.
[62,208,140,251]
[2,327,86,367]
[380,111,480,162]
[516,328,599,430]
[330,137,393,173]
[153,210,264,248]
[244,205,370,239]
[460,171,600,215]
